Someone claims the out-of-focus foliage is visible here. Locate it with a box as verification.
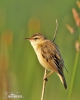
[0,0,80,100]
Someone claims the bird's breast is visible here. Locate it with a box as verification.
[34,48,53,71]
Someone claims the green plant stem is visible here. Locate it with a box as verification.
[68,28,80,100]
[68,51,79,100]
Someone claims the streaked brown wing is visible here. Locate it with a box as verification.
[41,40,64,75]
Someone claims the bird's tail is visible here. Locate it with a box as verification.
[57,73,67,89]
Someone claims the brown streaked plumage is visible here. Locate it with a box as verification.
[26,33,67,89]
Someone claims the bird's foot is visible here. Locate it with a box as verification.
[43,76,48,81]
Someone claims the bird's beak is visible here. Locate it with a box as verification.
[25,38,30,40]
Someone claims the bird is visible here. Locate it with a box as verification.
[25,33,67,89]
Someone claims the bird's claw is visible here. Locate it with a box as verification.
[43,77,48,81]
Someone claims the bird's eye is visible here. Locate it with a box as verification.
[34,38,38,40]
[33,36,40,40]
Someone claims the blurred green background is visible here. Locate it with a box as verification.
[0,0,80,100]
